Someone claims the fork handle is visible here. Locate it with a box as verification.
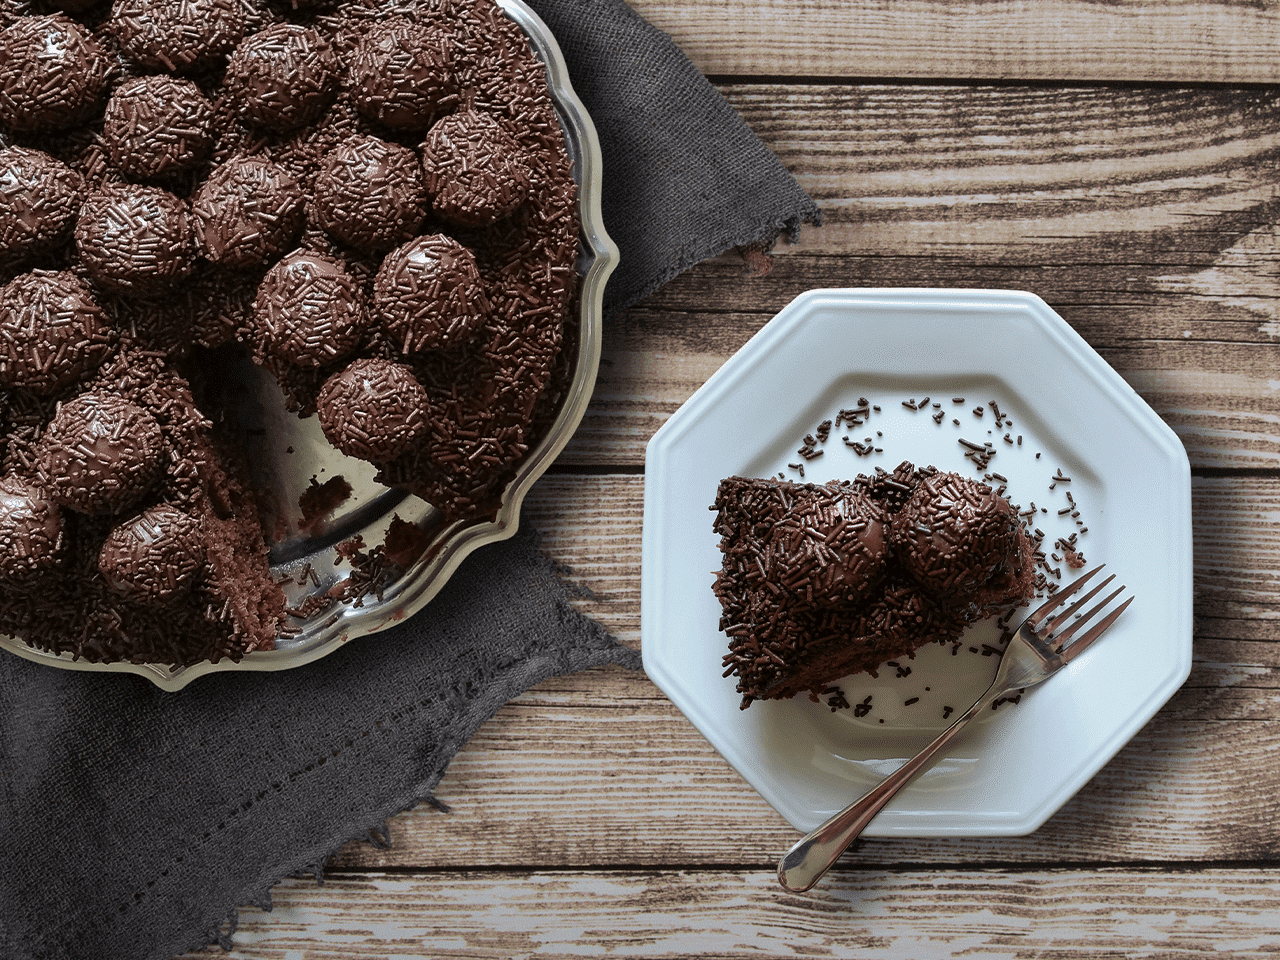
[777,692,991,893]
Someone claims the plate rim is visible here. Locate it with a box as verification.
[641,286,1193,836]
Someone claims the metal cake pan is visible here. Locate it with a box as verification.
[1,0,619,689]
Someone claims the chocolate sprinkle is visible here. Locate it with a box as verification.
[711,463,1036,708]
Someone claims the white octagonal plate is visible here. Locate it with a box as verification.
[641,288,1192,836]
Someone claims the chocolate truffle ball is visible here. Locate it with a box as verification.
[422,112,532,227]
[889,472,1022,597]
[111,0,249,72]
[0,476,63,580]
[374,234,488,353]
[223,24,337,132]
[770,484,888,607]
[317,358,430,462]
[0,271,112,395]
[0,15,111,133]
[349,18,455,130]
[75,184,196,296]
[313,136,429,252]
[252,250,365,368]
[102,76,216,182]
[0,147,83,269]
[98,503,204,601]
[36,393,165,515]
[192,157,304,268]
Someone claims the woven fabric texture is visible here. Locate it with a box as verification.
[0,1,819,957]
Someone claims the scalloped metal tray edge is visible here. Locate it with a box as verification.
[0,0,620,690]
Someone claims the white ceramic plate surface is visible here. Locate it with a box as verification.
[641,288,1192,836]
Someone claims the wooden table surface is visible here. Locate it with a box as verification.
[184,1,1280,956]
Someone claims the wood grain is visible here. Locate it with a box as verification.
[178,4,1280,955]
[179,867,1280,959]
[627,0,1280,84]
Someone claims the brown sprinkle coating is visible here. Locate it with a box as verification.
[223,23,338,132]
[191,157,304,269]
[374,234,489,353]
[0,146,84,269]
[101,76,216,182]
[36,391,166,515]
[98,503,205,601]
[422,111,533,227]
[317,358,431,463]
[712,463,1036,708]
[0,474,64,580]
[349,18,457,130]
[75,184,197,296]
[252,249,366,368]
[313,135,429,252]
[0,15,111,134]
[0,270,113,395]
[110,0,252,73]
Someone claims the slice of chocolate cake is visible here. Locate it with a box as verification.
[711,463,1036,708]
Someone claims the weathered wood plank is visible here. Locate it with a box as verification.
[563,84,1280,467]
[304,475,1280,871]
[628,0,1280,84]
[176,866,1280,959]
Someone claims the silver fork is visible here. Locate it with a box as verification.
[777,564,1133,893]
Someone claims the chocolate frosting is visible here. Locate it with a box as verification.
[36,392,166,515]
[0,270,113,395]
[0,15,111,134]
[317,358,431,463]
[192,157,304,268]
[252,249,365,368]
[313,135,429,252]
[102,76,216,182]
[98,503,205,601]
[374,234,488,353]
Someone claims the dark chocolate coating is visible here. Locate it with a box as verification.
[252,249,365,368]
[889,471,1022,597]
[98,503,205,601]
[0,270,112,395]
[373,234,488,353]
[75,184,197,295]
[111,0,250,72]
[0,476,63,580]
[313,135,429,252]
[349,18,456,130]
[223,23,337,132]
[0,146,83,269]
[422,112,532,227]
[36,392,165,515]
[192,157,304,268]
[0,15,111,133]
[317,358,430,462]
[102,76,216,182]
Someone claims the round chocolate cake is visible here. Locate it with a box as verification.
[0,0,580,666]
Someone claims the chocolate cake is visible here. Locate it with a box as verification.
[711,463,1036,708]
[0,0,580,666]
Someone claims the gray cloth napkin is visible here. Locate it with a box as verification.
[0,2,819,958]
